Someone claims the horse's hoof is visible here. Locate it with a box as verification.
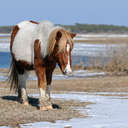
[23,101,29,106]
[46,105,53,110]
[39,105,53,111]
[39,96,53,110]
[17,98,29,106]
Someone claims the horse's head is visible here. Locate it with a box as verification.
[48,28,76,75]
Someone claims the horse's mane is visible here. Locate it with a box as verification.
[47,28,74,56]
[34,20,54,57]
[34,20,73,57]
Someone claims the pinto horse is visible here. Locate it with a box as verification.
[9,20,76,110]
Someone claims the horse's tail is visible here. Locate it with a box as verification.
[8,57,19,92]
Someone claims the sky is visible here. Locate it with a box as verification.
[0,0,128,26]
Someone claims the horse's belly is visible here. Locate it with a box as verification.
[12,21,37,64]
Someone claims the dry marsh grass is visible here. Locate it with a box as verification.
[75,44,128,74]
[103,46,128,73]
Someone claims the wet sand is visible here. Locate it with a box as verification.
[2,74,128,93]
[0,68,93,126]
[0,95,90,126]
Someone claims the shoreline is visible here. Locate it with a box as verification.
[1,67,128,92]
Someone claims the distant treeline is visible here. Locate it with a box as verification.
[0,26,13,33]
[1,24,128,34]
[61,23,128,34]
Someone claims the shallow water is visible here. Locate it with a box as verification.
[72,43,123,57]
[0,42,124,56]
[0,52,11,68]
[0,42,10,52]
[0,42,125,68]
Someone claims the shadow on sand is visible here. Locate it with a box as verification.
[2,95,61,109]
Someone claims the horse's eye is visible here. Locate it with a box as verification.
[55,45,59,49]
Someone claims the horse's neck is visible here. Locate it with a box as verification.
[35,22,54,58]
[34,21,61,58]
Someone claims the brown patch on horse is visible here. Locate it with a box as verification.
[9,54,33,92]
[19,60,33,70]
[9,26,20,91]
[29,20,39,24]
[15,60,33,74]
[70,33,77,39]
[57,53,68,72]
[10,25,19,51]
[45,57,56,85]
[9,58,33,92]
[34,39,47,90]
[10,51,33,74]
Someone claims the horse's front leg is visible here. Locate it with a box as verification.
[46,63,56,100]
[36,67,52,110]
[34,40,52,110]
[46,70,52,100]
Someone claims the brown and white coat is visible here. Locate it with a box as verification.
[9,20,76,110]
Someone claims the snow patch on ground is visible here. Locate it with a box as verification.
[21,92,128,128]
[0,91,128,128]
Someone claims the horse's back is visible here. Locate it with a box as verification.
[11,21,37,64]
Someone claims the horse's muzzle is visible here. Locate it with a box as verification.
[63,68,72,76]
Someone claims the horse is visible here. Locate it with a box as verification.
[8,20,76,110]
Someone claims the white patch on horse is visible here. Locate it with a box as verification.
[64,44,72,74]
[12,21,37,64]
[12,20,61,64]
[67,43,70,52]
[33,20,54,58]
[40,88,46,98]
[33,21,62,58]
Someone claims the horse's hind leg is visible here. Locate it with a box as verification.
[17,72,29,105]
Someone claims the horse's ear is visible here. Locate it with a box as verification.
[56,31,62,41]
[70,33,76,39]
